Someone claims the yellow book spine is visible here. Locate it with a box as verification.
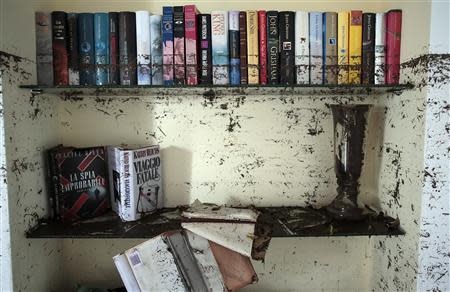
[247,11,259,84]
[337,12,349,84]
[349,10,362,84]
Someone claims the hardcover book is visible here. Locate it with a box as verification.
[109,13,120,84]
[94,13,110,85]
[35,12,54,86]
[337,12,349,84]
[108,145,162,222]
[229,11,241,85]
[323,12,338,84]
[185,5,199,85]
[258,10,267,85]
[78,13,95,85]
[211,11,229,85]
[279,11,295,85]
[246,11,259,84]
[239,11,248,84]
[173,6,185,85]
[309,12,323,84]
[119,12,137,85]
[267,11,279,84]
[198,14,212,84]
[150,15,163,85]
[136,11,151,85]
[51,11,69,85]
[67,13,79,85]
[374,13,386,85]
[385,9,402,84]
[294,11,309,84]
[47,146,109,222]
[362,13,376,84]
[162,6,174,85]
[349,10,362,84]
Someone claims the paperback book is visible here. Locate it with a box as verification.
[78,13,95,85]
[136,11,151,85]
[294,11,309,84]
[229,11,241,85]
[109,12,120,84]
[267,11,279,84]
[309,12,323,84]
[119,12,137,85]
[246,11,259,84]
[150,14,163,85]
[162,7,174,85]
[35,12,54,86]
[239,11,248,84]
[94,13,110,85]
[323,12,338,84]
[211,11,229,85]
[349,10,363,84]
[374,13,386,85]
[174,6,185,84]
[52,11,69,85]
[198,14,212,84]
[67,13,79,85]
[185,5,199,85]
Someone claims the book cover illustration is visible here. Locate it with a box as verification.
[309,12,323,84]
[52,11,69,85]
[78,13,95,85]
[50,146,109,222]
[94,13,110,85]
[246,10,259,84]
[294,11,309,84]
[109,12,120,84]
[374,12,386,85]
[150,14,163,85]
[349,10,362,84]
[211,11,229,85]
[185,5,199,85]
[229,11,241,85]
[174,6,185,84]
[67,13,79,85]
[35,12,54,86]
[337,12,349,84]
[136,11,152,85]
[258,10,267,85]
[162,6,174,86]
[198,14,212,84]
[119,12,137,85]
[267,11,279,84]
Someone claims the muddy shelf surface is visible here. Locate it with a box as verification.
[26,206,404,238]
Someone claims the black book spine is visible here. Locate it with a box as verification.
[51,11,69,85]
[239,11,248,84]
[46,149,57,220]
[109,12,120,84]
[279,11,295,85]
[67,13,79,85]
[198,14,212,84]
[362,13,376,84]
[267,11,279,84]
[173,6,185,84]
[119,12,137,85]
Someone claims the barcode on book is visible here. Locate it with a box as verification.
[129,250,142,266]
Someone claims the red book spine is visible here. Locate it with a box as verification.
[258,11,267,85]
[52,12,69,85]
[385,9,402,84]
[184,5,199,85]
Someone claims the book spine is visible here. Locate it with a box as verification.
[385,9,402,85]
[119,12,137,85]
[246,11,259,84]
[239,12,248,84]
[150,15,163,85]
[67,13,79,85]
[78,13,95,85]
[267,11,279,84]
[120,150,136,221]
[211,11,229,85]
[279,11,295,85]
[136,11,151,85]
[109,13,120,85]
[52,11,69,85]
[294,11,309,84]
[35,12,54,86]
[185,5,199,85]
[337,12,349,84]
[94,13,110,85]
[173,6,185,85]
[46,149,57,219]
[107,147,120,215]
[162,7,174,86]
[374,13,386,85]
[362,13,376,84]
[349,10,362,84]
[198,14,212,84]
[229,11,240,85]
[323,12,338,84]
[309,12,323,84]
[258,11,267,85]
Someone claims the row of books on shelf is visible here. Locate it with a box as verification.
[47,144,162,222]
[35,7,402,87]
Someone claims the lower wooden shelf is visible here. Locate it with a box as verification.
[26,206,404,239]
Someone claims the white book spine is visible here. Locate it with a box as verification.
[136,11,151,85]
[113,253,141,292]
[295,11,309,84]
[374,12,386,85]
[309,12,323,85]
[150,15,163,85]
[211,11,229,85]
[120,150,138,221]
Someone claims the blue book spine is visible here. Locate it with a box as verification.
[309,12,323,84]
[229,11,240,85]
[211,11,229,85]
[94,13,109,85]
[78,13,95,85]
[162,6,174,86]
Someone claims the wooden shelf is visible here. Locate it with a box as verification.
[20,84,414,97]
[26,206,404,239]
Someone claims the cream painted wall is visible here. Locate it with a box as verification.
[1,0,433,291]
